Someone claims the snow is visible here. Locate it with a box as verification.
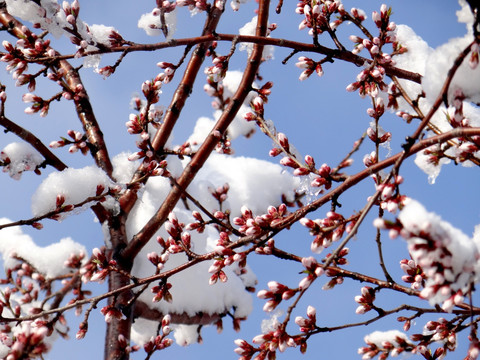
[423,35,480,105]
[413,147,451,185]
[31,165,115,217]
[0,218,86,278]
[5,0,67,38]
[398,199,479,311]
[187,116,216,145]
[363,329,409,347]
[138,8,177,39]
[1,142,43,180]
[239,16,274,60]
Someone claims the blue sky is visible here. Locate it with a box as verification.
[1,1,479,359]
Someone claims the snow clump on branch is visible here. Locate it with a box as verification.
[377,199,480,312]
[1,142,43,180]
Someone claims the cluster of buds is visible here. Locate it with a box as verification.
[2,33,46,91]
[350,7,367,22]
[145,159,170,177]
[234,338,258,359]
[399,258,425,290]
[366,122,391,146]
[208,259,228,285]
[143,315,174,355]
[49,129,89,155]
[127,134,155,161]
[208,232,237,285]
[205,56,229,83]
[366,97,386,119]
[295,56,324,80]
[163,212,190,254]
[444,90,480,164]
[329,6,364,30]
[254,238,275,256]
[419,143,447,168]
[323,247,349,267]
[176,0,208,12]
[395,109,415,123]
[411,318,457,353]
[251,324,300,356]
[147,251,170,271]
[322,264,345,290]
[354,286,376,314]
[372,175,406,213]
[295,305,317,333]
[1,262,41,307]
[209,231,251,286]
[22,93,49,117]
[270,133,334,192]
[347,65,387,98]
[245,96,265,119]
[209,183,229,205]
[157,61,176,84]
[186,211,207,233]
[310,163,333,191]
[233,204,288,237]
[81,247,115,283]
[151,281,173,303]
[48,194,75,221]
[256,81,273,102]
[62,0,80,28]
[362,151,378,168]
[64,251,86,269]
[298,256,324,290]
[97,65,115,79]
[156,1,177,13]
[214,133,233,155]
[300,211,347,253]
[1,321,51,360]
[372,4,393,32]
[141,78,163,104]
[358,330,414,360]
[204,76,226,110]
[257,281,297,312]
[244,81,273,117]
[125,113,146,135]
[116,334,140,356]
[0,148,43,180]
[296,0,342,36]
[100,304,124,323]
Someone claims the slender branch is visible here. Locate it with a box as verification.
[0,192,110,230]
[23,34,423,84]
[0,114,67,171]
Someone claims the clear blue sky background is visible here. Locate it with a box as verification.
[1,1,478,359]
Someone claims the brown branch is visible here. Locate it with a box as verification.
[0,192,110,230]
[0,114,67,171]
[27,34,422,84]
[121,0,271,261]
[134,300,222,325]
